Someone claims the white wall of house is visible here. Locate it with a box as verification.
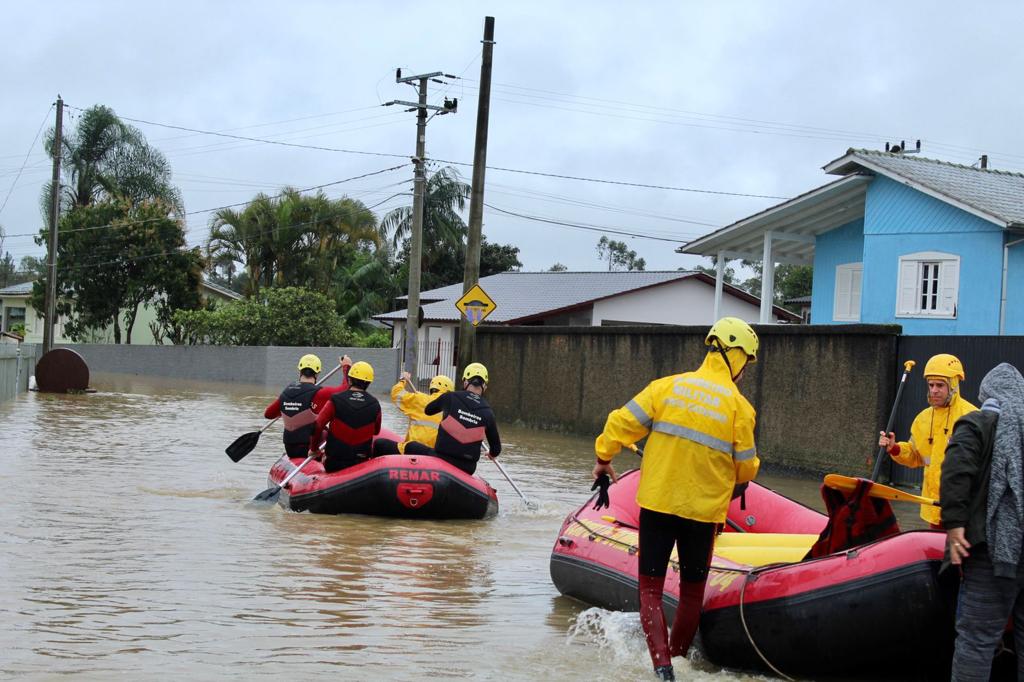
[389,320,459,382]
[591,278,773,326]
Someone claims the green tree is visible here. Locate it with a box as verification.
[692,256,737,283]
[739,260,813,308]
[41,104,181,217]
[381,167,469,251]
[596,236,646,271]
[173,287,354,346]
[31,199,203,343]
[548,262,568,272]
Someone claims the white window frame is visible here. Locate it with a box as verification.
[896,251,959,319]
[833,262,863,322]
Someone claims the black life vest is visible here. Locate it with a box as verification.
[279,382,320,446]
[434,391,494,462]
[805,479,900,559]
[325,389,380,460]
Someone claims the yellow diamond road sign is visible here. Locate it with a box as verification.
[455,284,497,326]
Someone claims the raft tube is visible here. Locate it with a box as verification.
[550,469,958,679]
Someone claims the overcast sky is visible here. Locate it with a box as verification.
[3,1,1023,276]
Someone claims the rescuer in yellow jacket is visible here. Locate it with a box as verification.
[372,371,455,456]
[592,317,760,682]
[879,353,977,527]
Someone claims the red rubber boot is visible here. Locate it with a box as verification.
[668,579,706,658]
[638,575,672,670]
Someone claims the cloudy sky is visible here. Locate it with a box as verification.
[2,1,1023,275]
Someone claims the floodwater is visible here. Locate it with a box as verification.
[0,374,926,680]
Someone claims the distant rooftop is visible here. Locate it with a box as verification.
[376,270,798,323]
[0,281,33,296]
[824,148,1024,227]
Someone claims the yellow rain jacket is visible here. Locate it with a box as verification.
[595,352,760,524]
[891,392,977,525]
[390,381,441,449]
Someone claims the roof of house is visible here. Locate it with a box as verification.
[784,295,812,304]
[824,148,1024,227]
[376,270,799,323]
[200,279,243,301]
[0,281,33,296]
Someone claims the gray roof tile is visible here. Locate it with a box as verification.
[828,149,1024,226]
[0,281,33,296]
[376,271,696,323]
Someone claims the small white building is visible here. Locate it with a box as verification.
[375,270,798,379]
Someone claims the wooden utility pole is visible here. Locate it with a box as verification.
[42,96,63,355]
[387,71,457,383]
[457,16,495,377]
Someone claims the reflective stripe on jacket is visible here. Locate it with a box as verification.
[892,392,978,525]
[595,352,759,523]
[390,381,441,448]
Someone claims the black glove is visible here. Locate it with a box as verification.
[592,473,611,510]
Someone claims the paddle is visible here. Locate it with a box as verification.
[869,360,917,481]
[484,443,538,510]
[251,452,317,504]
[225,362,343,462]
[824,473,938,506]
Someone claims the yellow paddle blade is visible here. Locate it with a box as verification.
[824,474,938,506]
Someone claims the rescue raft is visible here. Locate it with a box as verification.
[267,452,499,519]
[550,469,958,679]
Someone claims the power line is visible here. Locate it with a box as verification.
[484,202,701,243]
[1,164,407,239]
[0,103,54,217]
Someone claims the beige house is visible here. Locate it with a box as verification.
[0,279,241,345]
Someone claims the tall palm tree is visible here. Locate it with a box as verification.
[380,166,469,251]
[40,105,182,220]
[208,205,266,297]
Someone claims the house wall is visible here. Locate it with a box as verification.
[390,320,458,381]
[859,176,1004,334]
[474,324,900,474]
[810,217,865,324]
[0,294,76,344]
[591,277,771,326]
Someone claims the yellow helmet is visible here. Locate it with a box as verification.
[705,317,759,361]
[924,354,965,382]
[463,362,489,384]
[348,361,374,383]
[429,375,455,394]
[297,353,322,374]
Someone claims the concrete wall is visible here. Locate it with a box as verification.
[475,324,900,475]
[59,344,400,387]
[0,343,38,402]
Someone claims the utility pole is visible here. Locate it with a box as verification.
[386,71,457,384]
[42,96,63,356]
[457,16,496,377]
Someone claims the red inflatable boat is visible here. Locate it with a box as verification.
[550,469,959,679]
[266,426,498,519]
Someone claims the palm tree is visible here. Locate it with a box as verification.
[40,105,182,220]
[380,166,469,251]
[208,205,266,297]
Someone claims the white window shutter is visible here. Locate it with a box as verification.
[835,267,851,319]
[939,258,960,317]
[850,266,862,321]
[897,260,918,315]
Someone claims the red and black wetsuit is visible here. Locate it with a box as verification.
[420,390,501,475]
[265,368,351,456]
[312,388,382,473]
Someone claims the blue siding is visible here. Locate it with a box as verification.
[1005,241,1024,334]
[859,176,1005,335]
[810,218,864,323]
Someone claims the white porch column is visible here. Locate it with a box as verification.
[760,231,775,324]
[713,251,725,322]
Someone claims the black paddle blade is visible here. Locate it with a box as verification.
[225,431,261,462]
[251,484,283,504]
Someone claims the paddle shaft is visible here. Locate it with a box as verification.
[824,473,938,506]
[870,360,917,481]
[276,454,315,490]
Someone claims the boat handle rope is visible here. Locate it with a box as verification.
[738,566,795,681]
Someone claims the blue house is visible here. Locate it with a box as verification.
[679,148,1024,334]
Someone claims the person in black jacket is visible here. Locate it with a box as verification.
[408,362,500,475]
[941,362,1024,682]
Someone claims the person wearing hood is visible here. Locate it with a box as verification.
[941,362,1024,681]
[879,353,977,528]
[591,317,761,682]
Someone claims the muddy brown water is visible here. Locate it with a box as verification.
[0,373,927,680]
